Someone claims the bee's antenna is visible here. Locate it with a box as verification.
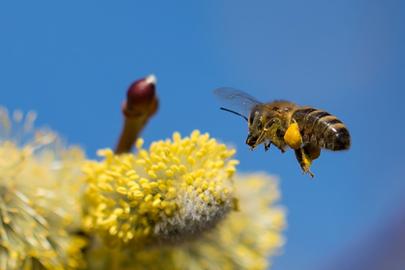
[220,107,248,121]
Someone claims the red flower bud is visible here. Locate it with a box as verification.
[127,75,156,108]
[124,75,158,118]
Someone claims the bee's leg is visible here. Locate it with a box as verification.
[264,141,271,151]
[264,127,286,153]
[303,144,321,160]
[294,148,315,178]
[264,135,285,153]
[294,144,321,177]
[284,122,302,150]
[254,131,268,149]
[259,126,277,152]
[269,135,286,153]
[276,129,288,153]
[276,143,286,153]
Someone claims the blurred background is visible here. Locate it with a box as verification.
[1,1,404,269]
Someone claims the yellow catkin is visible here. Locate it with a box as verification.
[0,107,86,270]
[85,173,285,270]
[83,130,239,247]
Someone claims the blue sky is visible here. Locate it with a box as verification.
[1,1,404,269]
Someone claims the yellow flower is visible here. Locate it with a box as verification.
[86,172,285,270]
[0,107,86,270]
[83,130,239,247]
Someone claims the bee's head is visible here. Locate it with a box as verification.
[246,106,285,148]
[246,107,265,148]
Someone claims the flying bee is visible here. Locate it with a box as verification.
[214,87,351,177]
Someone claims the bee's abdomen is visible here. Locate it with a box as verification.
[292,107,351,151]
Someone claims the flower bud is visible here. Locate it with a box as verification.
[124,75,158,117]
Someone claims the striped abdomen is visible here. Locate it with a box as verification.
[292,107,351,151]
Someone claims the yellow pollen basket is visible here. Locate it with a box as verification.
[283,122,302,149]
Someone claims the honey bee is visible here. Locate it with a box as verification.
[214,88,351,177]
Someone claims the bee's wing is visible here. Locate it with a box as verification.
[213,87,262,119]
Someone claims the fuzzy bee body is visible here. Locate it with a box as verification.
[214,87,351,177]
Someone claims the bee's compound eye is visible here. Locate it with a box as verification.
[249,110,259,124]
[248,115,254,125]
